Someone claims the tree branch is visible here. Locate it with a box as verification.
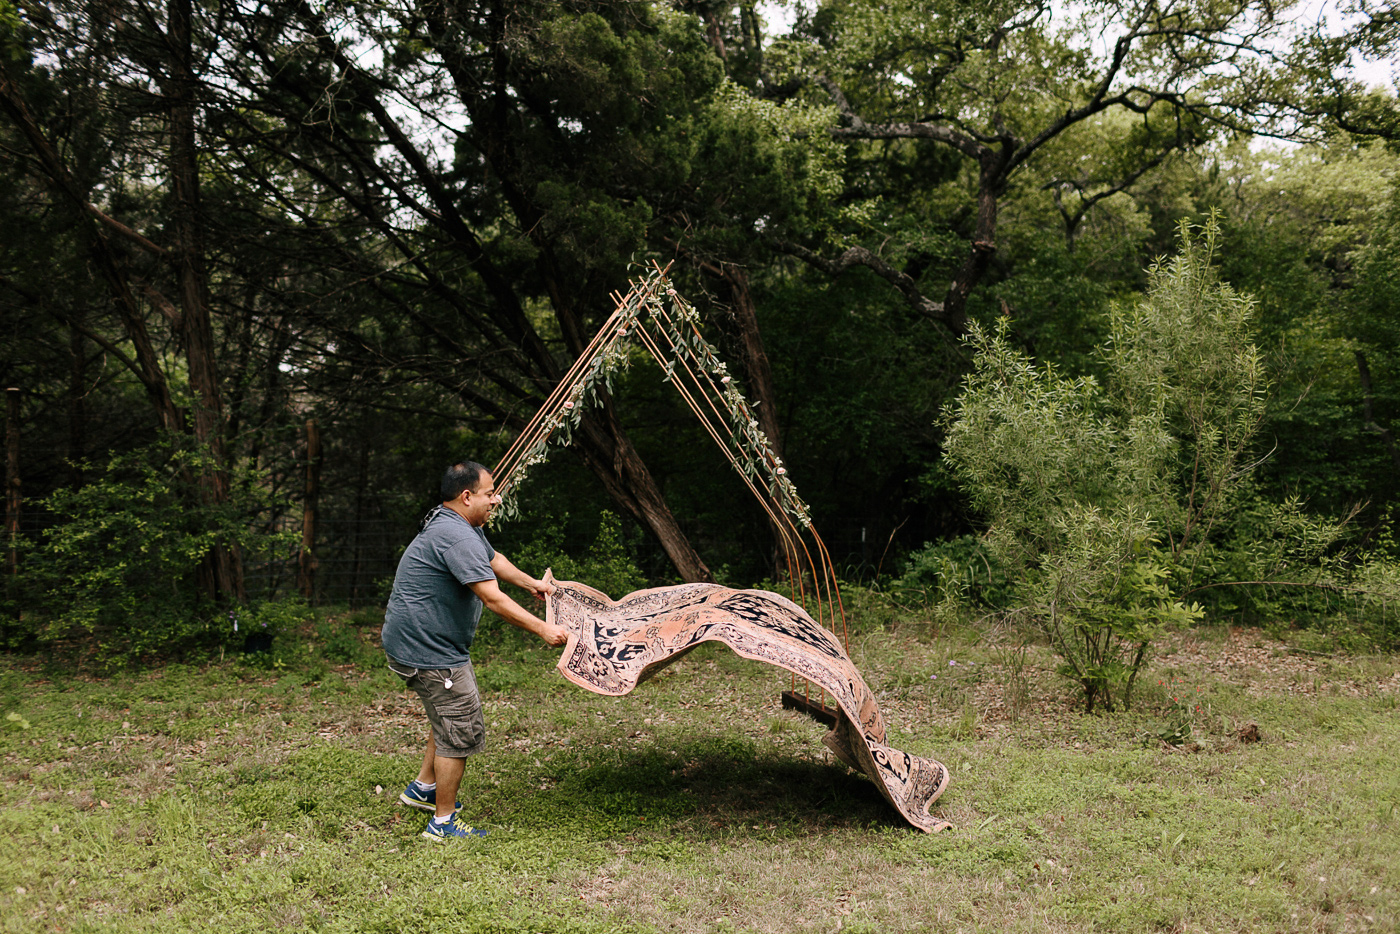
[767,237,951,325]
[829,119,988,160]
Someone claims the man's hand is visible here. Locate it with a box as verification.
[541,623,569,648]
[528,578,555,601]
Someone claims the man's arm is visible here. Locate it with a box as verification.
[490,551,552,599]
[468,576,568,647]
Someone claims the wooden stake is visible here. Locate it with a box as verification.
[298,418,322,599]
[5,388,19,575]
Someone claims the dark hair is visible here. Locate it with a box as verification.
[441,461,488,501]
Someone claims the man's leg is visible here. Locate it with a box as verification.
[432,754,466,820]
[401,661,483,832]
[415,732,437,785]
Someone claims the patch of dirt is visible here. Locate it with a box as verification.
[1157,628,1392,698]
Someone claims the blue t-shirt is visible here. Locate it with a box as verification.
[381,509,496,668]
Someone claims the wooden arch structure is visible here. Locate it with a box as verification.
[490,263,846,720]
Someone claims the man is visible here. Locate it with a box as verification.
[382,460,569,843]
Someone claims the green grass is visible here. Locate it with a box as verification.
[1,610,1398,933]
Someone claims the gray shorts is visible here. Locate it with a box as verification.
[386,656,486,758]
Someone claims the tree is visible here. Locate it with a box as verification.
[0,0,242,598]
[769,0,1305,332]
[204,0,738,580]
[1163,137,1400,516]
[1344,172,1400,497]
[1289,1,1400,140]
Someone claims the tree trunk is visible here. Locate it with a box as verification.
[941,151,1007,331]
[67,323,85,489]
[532,230,712,584]
[713,265,784,455]
[350,439,369,605]
[709,263,795,577]
[168,0,243,602]
[1356,350,1400,476]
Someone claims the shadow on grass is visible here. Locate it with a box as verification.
[481,738,909,836]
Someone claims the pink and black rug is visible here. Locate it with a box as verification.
[546,576,952,832]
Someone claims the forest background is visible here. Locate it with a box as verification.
[2,0,1399,669]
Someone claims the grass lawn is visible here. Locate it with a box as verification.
[1,609,1398,933]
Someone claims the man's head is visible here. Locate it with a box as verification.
[441,460,499,527]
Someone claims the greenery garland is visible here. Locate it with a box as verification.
[493,265,811,530]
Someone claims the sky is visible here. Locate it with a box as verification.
[1296,0,1397,89]
[759,0,1398,91]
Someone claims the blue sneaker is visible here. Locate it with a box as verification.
[398,782,460,814]
[421,813,488,843]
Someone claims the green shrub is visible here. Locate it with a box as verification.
[235,598,313,641]
[896,534,1012,611]
[315,614,379,667]
[943,220,1279,711]
[943,219,1400,710]
[505,510,649,600]
[4,439,292,665]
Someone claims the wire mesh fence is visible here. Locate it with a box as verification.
[245,517,412,607]
[3,507,413,609]
[6,504,901,612]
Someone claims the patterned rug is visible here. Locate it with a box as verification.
[546,576,952,832]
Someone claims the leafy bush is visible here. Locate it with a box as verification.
[315,614,379,667]
[4,439,292,664]
[944,220,1275,711]
[232,598,315,655]
[1225,507,1400,652]
[943,220,1400,708]
[896,534,1012,612]
[504,510,649,600]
